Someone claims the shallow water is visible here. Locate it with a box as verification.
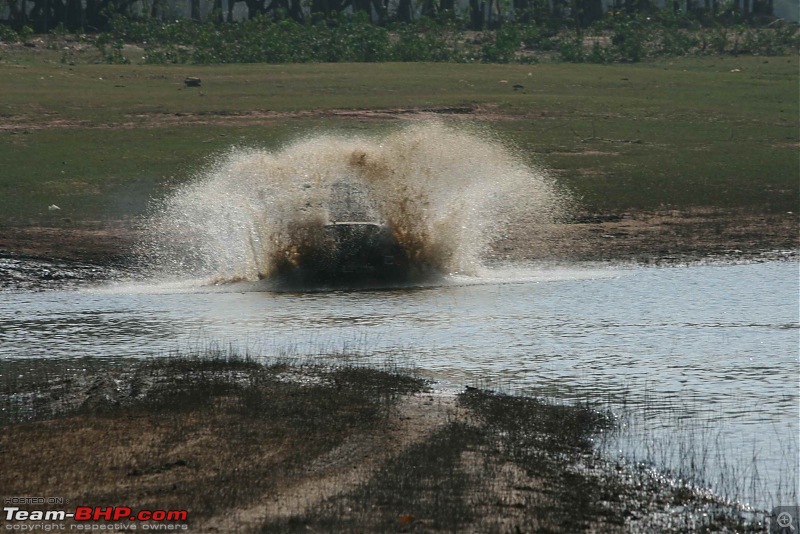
[1,260,798,509]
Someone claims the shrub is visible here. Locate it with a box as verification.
[558,37,585,62]
[95,33,131,64]
[82,12,800,66]
[391,19,460,62]
[0,24,19,43]
[481,23,521,63]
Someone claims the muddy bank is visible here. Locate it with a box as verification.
[0,223,139,265]
[1,209,797,275]
[500,208,799,265]
[0,356,768,533]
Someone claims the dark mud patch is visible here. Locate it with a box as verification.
[0,224,137,264]
[0,224,138,290]
[495,208,800,265]
[0,106,485,132]
[1,208,797,291]
[0,356,770,533]
[0,252,123,291]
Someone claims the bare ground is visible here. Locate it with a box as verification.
[200,393,464,532]
[500,208,800,265]
[0,359,761,533]
[0,104,501,132]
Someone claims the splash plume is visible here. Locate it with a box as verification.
[139,123,569,286]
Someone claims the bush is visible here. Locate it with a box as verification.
[329,13,391,62]
[89,13,799,65]
[0,24,20,43]
[558,37,585,62]
[481,23,521,63]
[586,40,615,63]
[740,24,800,55]
[95,33,131,64]
[609,15,648,62]
[657,25,699,56]
[391,19,461,62]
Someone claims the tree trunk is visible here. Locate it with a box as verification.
[65,0,82,30]
[469,0,484,28]
[420,0,436,18]
[8,0,27,28]
[244,0,263,18]
[395,0,412,21]
[311,0,327,16]
[353,0,372,16]
[191,0,201,21]
[289,0,303,19]
[580,0,602,24]
[370,0,388,22]
[751,0,771,15]
[514,0,530,21]
[50,0,66,30]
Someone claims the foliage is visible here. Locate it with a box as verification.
[575,12,797,63]
[481,23,522,62]
[96,33,131,64]
[737,23,800,54]
[519,22,559,51]
[18,25,34,43]
[0,6,792,65]
[0,24,20,42]
[558,37,586,62]
[391,18,463,62]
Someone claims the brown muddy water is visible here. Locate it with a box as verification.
[137,123,569,284]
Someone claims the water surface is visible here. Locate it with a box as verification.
[1,260,797,509]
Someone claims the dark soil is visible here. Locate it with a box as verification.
[500,208,799,265]
[0,357,768,533]
[1,208,796,277]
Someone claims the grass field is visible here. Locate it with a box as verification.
[1,56,797,227]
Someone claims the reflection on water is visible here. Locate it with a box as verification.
[1,261,798,508]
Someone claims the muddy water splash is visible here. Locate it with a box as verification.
[140,123,569,285]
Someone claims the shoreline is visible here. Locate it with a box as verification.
[1,209,797,269]
[0,356,775,533]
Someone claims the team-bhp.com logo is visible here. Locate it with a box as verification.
[4,505,189,530]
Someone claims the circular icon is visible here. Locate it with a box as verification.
[777,511,794,528]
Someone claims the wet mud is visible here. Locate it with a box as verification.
[2,208,796,290]
[0,357,771,533]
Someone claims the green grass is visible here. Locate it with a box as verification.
[1,57,797,225]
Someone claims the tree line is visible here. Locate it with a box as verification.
[0,0,779,35]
